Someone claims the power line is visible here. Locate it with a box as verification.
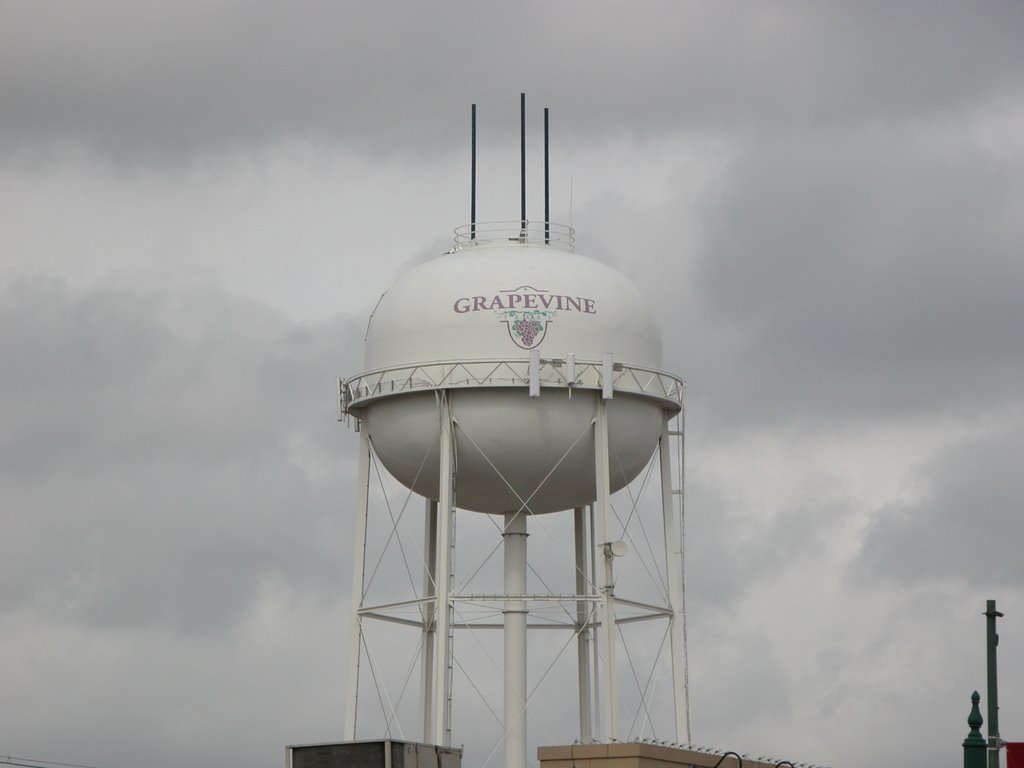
[1,756,105,768]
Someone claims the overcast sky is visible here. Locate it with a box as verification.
[3,2,1024,767]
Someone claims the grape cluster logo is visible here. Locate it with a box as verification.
[452,285,597,351]
[499,309,555,350]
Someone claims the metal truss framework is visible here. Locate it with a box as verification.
[340,358,690,763]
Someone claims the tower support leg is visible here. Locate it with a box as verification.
[420,499,438,742]
[504,510,529,768]
[344,427,372,740]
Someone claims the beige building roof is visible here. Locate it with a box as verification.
[538,741,825,768]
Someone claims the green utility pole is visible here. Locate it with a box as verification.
[986,599,1004,768]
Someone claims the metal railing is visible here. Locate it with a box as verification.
[339,357,684,416]
[453,220,575,251]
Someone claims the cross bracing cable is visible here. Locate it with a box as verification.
[612,447,670,599]
[476,611,591,768]
[460,600,584,751]
[623,621,671,739]
[611,442,657,535]
[454,413,594,519]
[616,622,658,742]
[363,432,435,600]
[361,625,405,740]
[451,416,594,594]
[451,654,503,727]
[607,446,668,598]
[610,499,670,605]
[449,484,599,617]
[524,561,577,626]
[369,452,420,598]
[382,631,427,737]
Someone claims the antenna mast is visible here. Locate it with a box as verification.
[520,92,526,237]
[471,103,477,242]
[544,107,550,245]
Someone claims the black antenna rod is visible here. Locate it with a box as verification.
[520,92,526,235]
[471,103,477,241]
[544,106,550,245]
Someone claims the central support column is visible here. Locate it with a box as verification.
[432,393,454,747]
[504,510,529,768]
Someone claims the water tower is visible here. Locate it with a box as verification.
[338,97,688,768]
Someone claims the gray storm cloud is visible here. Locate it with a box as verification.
[0,277,359,631]
[2,2,1023,162]
[2,2,1024,767]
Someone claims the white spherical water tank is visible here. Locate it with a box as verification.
[342,101,691,766]
[345,236,678,514]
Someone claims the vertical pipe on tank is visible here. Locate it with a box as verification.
[678,404,692,741]
[589,503,601,739]
[433,395,455,746]
[420,499,439,742]
[504,511,529,768]
[594,399,619,739]
[471,103,477,242]
[659,417,689,743]
[344,427,372,740]
[544,107,550,245]
[574,506,592,741]
[520,92,527,239]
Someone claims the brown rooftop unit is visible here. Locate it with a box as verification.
[287,740,462,768]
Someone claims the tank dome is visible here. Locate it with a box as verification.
[346,239,679,515]
[364,244,661,369]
